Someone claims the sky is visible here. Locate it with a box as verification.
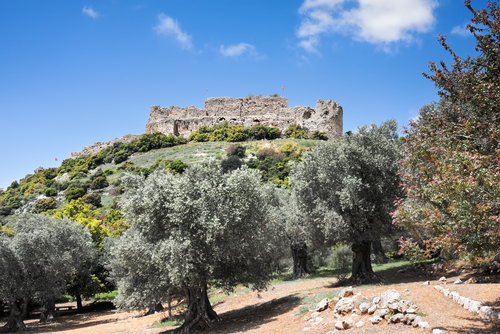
[0,0,489,189]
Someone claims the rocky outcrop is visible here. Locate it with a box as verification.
[70,134,142,159]
[145,96,343,140]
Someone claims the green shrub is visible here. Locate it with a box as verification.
[32,197,57,213]
[310,131,328,141]
[113,150,130,164]
[166,160,188,174]
[210,129,228,141]
[91,176,109,190]
[117,161,134,171]
[103,169,115,176]
[81,193,102,208]
[329,244,353,281]
[227,125,248,142]
[225,144,246,158]
[65,187,86,202]
[279,142,298,156]
[285,124,309,139]
[45,188,57,197]
[256,148,284,161]
[221,155,242,173]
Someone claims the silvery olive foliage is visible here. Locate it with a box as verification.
[289,120,402,281]
[108,162,277,315]
[0,214,95,328]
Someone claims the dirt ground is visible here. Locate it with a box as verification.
[1,264,499,334]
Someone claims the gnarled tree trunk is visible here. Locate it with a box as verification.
[143,302,164,316]
[351,241,378,284]
[76,295,83,312]
[177,283,220,333]
[291,243,309,277]
[39,299,56,323]
[372,239,387,263]
[1,301,26,333]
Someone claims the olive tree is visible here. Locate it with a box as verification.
[290,120,402,283]
[0,214,95,332]
[112,162,276,333]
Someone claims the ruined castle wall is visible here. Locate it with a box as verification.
[145,96,343,140]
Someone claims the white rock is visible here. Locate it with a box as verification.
[439,276,447,282]
[334,298,354,315]
[367,304,377,314]
[389,313,405,323]
[315,298,329,312]
[334,321,344,330]
[343,319,354,329]
[406,307,418,314]
[339,286,354,298]
[422,280,430,285]
[451,292,460,303]
[315,317,324,323]
[480,306,493,320]
[372,296,381,304]
[453,278,463,284]
[355,321,364,328]
[374,308,389,318]
[380,289,401,308]
[419,321,431,331]
[463,298,471,310]
[369,316,382,324]
[412,316,424,327]
[433,329,444,334]
[310,312,320,319]
[434,286,443,291]
[359,302,370,313]
[458,296,465,306]
[469,300,483,313]
[443,289,450,297]
[404,313,417,325]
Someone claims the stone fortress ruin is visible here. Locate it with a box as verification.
[145,96,343,140]
[70,96,343,159]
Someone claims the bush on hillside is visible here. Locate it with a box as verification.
[285,124,308,139]
[32,197,57,213]
[91,176,109,190]
[165,160,188,174]
[45,188,57,197]
[221,156,242,173]
[225,144,246,158]
[81,193,102,208]
[65,187,86,202]
[310,131,328,140]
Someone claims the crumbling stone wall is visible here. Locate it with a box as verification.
[145,96,343,140]
[70,134,141,159]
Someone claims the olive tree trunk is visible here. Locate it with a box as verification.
[351,241,378,284]
[75,295,83,312]
[291,243,309,277]
[177,283,220,333]
[0,302,26,333]
[39,299,56,323]
[372,239,387,263]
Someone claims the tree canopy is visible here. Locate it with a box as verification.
[110,162,277,332]
[0,215,95,331]
[290,120,402,283]
[393,1,500,261]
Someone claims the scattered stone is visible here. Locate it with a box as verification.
[491,312,500,325]
[469,300,483,313]
[403,288,410,293]
[412,316,424,327]
[343,319,354,329]
[463,298,471,310]
[422,280,430,285]
[480,306,493,320]
[387,301,401,312]
[419,321,432,331]
[369,316,383,324]
[465,277,477,284]
[358,302,370,314]
[372,296,381,304]
[439,276,447,282]
[339,287,354,298]
[404,313,417,325]
[34,166,44,174]
[367,304,377,314]
[334,298,354,315]
[374,308,389,318]
[380,289,401,308]
[316,298,330,312]
[451,292,460,303]
[453,278,463,284]
[458,296,465,306]
[310,312,320,319]
[315,317,324,323]
[328,297,340,310]
[355,321,364,328]
[334,321,344,330]
[389,313,405,323]
[433,329,444,334]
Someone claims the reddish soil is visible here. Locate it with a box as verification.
[1,264,499,334]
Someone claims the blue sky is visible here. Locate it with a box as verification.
[0,0,488,189]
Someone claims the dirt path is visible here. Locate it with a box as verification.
[1,266,499,333]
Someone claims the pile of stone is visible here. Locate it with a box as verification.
[304,287,434,332]
[434,285,500,324]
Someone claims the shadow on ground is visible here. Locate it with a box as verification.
[160,295,302,334]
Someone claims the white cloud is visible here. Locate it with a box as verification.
[297,0,438,52]
[451,24,470,37]
[154,14,193,50]
[82,6,99,18]
[220,43,256,57]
